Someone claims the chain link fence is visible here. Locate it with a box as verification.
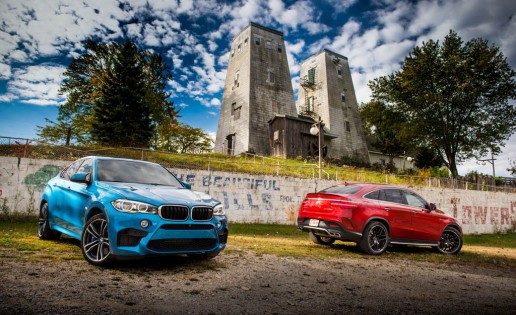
[1,136,515,193]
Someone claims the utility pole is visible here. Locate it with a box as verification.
[478,151,496,186]
[310,117,324,179]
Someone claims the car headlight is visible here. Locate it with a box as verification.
[111,199,158,214]
[213,204,225,216]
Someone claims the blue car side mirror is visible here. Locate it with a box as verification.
[71,172,92,185]
[181,181,191,190]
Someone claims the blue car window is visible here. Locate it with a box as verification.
[62,160,83,180]
[77,158,92,174]
[97,159,182,186]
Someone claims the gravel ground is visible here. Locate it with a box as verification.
[1,248,515,315]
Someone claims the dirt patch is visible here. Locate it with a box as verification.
[464,245,516,260]
[1,246,515,314]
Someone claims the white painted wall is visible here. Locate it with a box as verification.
[1,157,514,234]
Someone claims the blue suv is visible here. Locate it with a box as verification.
[38,156,228,266]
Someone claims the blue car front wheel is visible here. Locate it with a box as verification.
[38,202,61,240]
[81,214,114,266]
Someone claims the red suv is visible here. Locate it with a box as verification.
[297,183,462,255]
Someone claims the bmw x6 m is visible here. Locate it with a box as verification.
[39,156,228,266]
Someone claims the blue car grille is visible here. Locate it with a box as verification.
[159,205,189,220]
[147,238,216,251]
[192,207,213,221]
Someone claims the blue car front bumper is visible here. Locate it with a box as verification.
[106,209,228,257]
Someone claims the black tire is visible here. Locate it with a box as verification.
[359,221,389,255]
[81,213,114,266]
[309,231,335,245]
[435,227,462,255]
[38,202,61,240]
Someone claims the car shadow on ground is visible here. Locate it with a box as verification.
[53,235,226,272]
[330,241,437,256]
[111,254,226,273]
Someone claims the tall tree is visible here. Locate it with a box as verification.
[92,41,153,146]
[360,101,413,165]
[38,39,179,146]
[369,30,516,177]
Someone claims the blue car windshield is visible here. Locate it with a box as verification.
[96,160,182,187]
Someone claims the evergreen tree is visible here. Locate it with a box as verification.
[38,39,179,146]
[92,41,153,147]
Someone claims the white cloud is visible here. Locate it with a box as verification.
[20,99,61,106]
[218,51,230,67]
[1,64,66,106]
[0,63,12,79]
[322,0,358,14]
[210,98,221,106]
[268,0,330,35]
[208,111,217,116]
[125,23,142,37]
[0,93,14,102]
[286,39,305,55]
[9,50,29,62]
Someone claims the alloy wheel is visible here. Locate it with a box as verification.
[82,215,111,264]
[438,228,462,254]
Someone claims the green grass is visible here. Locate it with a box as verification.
[1,219,514,269]
[0,218,83,261]
[0,143,436,185]
[464,232,516,248]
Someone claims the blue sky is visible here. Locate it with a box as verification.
[0,0,515,176]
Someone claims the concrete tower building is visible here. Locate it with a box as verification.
[215,23,297,156]
[297,49,370,161]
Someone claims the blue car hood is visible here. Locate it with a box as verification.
[97,182,218,206]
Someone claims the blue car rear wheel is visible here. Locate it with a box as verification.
[81,214,114,266]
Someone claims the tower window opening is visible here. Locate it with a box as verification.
[337,65,343,78]
[267,70,275,84]
[234,71,240,87]
[307,96,314,112]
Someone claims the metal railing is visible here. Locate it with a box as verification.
[1,136,515,193]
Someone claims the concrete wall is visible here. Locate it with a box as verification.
[1,156,514,234]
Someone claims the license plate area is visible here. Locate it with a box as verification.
[309,219,320,227]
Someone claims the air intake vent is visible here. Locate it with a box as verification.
[159,205,189,220]
[192,207,214,221]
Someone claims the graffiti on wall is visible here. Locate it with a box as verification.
[174,173,306,220]
[23,165,62,191]
[451,198,515,226]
